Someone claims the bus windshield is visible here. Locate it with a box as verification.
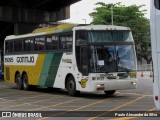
[76,30,136,74]
[89,45,136,73]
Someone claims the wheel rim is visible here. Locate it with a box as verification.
[68,80,74,91]
[16,75,21,86]
[23,75,28,88]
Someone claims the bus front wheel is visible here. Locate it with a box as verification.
[16,73,23,90]
[104,90,116,96]
[67,76,78,96]
[22,73,30,90]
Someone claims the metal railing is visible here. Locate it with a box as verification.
[137,64,152,71]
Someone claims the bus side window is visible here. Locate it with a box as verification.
[46,36,52,50]
[10,41,14,53]
[30,39,34,51]
[5,42,9,53]
[60,35,67,49]
[46,35,58,50]
[51,35,58,50]
[76,31,88,45]
[155,0,160,10]
[24,39,30,51]
[24,39,34,52]
[60,34,73,50]
[39,37,45,51]
[14,40,22,52]
[34,37,45,51]
[66,34,73,50]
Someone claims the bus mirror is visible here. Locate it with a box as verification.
[155,0,160,10]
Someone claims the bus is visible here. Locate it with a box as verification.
[4,24,138,96]
[150,0,160,110]
[0,49,4,79]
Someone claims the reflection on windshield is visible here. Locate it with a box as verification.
[116,45,136,72]
[89,45,136,73]
[88,31,133,42]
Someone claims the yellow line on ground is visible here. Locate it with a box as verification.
[148,107,156,111]
[0,96,64,109]
[38,94,124,120]
[0,92,43,102]
[0,91,27,97]
[39,96,115,120]
[122,93,152,97]
[0,94,52,103]
[87,95,146,120]
[28,98,83,111]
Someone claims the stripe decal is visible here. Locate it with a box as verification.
[38,54,53,87]
[39,53,63,87]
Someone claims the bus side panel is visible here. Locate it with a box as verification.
[150,0,160,110]
[29,54,46,85]
[154,54,160,110]
[4,65,15,83]
[4,54,46,85]
[38,53,63,87]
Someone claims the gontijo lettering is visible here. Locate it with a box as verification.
[17,56,34,63]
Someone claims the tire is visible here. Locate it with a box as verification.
[22,73,30,90]
[15,73,23,90]
[104,90,116,96]
[67,76,78,96]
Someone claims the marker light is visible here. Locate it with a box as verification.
[155,96,158,101]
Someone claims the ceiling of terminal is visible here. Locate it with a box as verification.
[0,0,80,11]
[0,0,81,47]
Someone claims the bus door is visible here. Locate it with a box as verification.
[80,46,89,76]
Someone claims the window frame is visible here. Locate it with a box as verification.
[4,31,73,55]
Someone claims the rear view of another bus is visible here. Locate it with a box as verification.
[150,0,160,110]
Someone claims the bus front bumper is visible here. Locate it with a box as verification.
[89,79,138,92]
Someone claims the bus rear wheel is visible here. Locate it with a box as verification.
[104,90,116,96]
[15,73,23,90]
[22,73,30,90]
[67,76,78,96]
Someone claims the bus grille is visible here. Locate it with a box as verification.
[5,67,10,80]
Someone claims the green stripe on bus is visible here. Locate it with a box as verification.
[45,53,63,87]
[39,54,54,87]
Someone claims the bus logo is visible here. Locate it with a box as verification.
[79,79,88,88]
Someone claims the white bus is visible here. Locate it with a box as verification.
[150,0,160,110]
[4,24,137,96]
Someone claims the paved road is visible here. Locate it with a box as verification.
[0,77,159,120]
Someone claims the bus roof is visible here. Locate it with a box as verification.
[74,25,131,31]
[5,24,130,40]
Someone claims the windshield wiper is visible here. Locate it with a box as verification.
[118,61,130,72]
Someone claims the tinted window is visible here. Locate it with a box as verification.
[35,37,45,51]
[60,34,73,50]
[46,35,58,50]
[60,36,67,49]
[66,35,73,50]
[24,39,34,51]
[76,31,88,45]
[5,41,14,53]
[14,40,23,52]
